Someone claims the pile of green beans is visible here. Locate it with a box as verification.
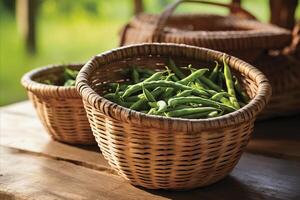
[103,57,249,119]
[41,67,79,86]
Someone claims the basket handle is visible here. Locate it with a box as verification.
[150,0,257,42]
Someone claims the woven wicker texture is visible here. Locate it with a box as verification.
[76,43,271,190]
[120,0,291,62]
[254,54,300,119]
[21,64,95,145]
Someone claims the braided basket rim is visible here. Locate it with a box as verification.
[76,43,272,132]
[21,63,83,98]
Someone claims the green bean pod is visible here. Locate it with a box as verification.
[175,90,193,97]
[234,78,250,103]
[143,71,165,82]
[130,87,164,110]
[223,56,240,109]
[211,92,231,101]
[131,68,140,83]
[178,69,209,85]
[176,111,212,119]
[208,61,220,82]
[142,85,156,102]
[168,58,186,79]
[122,80,209,98]
[168,96,236,112]
[166,107,219,117]
[198,76,223,92]
[136,68,156,76]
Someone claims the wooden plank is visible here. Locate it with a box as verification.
[0,107,111,173]
[248,115,300,160]
[0,146,163,200]
[1,146,299,200]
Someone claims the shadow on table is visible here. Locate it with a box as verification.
[253,114,300,139]
[139,176,264,200]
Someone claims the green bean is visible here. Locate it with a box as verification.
[122,80,209,98]
[64,79,75,86]
[131,68,140,83]
[217,69,225,89]
[43,79,52,85]
[107,83,129,92]
[211,92,231,101]
[166,107,219,117]
[64,68,78,80]
[168,58,186,79]
[176,90,193,97]
[142,85,156,102]
[130,99,149,111]
[176,111,212,119]
[144,71,165,82]
[209,91,233,107]
[178,69,209,85]
[125,95,140,102]
[136,68,156,76]
[198,76,223,92]
[223,56,240,109]
[147,108,156,115]
[168,96,236,112]
[171,75,180,82]
[130,87,164,110]
[165,105,197,112]
[209,61,220,82]
[207,110,219,118]
[162,88,175,100]
[233,77,250,103]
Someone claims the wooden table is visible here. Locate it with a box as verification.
[1,101,300,200]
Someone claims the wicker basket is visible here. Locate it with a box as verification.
[120,0,291,62]
[21,64,95,145]
[76,43,271,190]
[254,54,300,119]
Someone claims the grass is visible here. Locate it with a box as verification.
[0,0,299,106]
[0,11,125,105]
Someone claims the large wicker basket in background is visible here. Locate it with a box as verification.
[76,43,271,190]
[21,64,95,145]
[120,0,291,62]
[254,54,300,119]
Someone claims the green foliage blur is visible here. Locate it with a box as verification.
[0,0,299,106]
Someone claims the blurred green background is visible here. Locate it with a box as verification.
[0,0,299,106]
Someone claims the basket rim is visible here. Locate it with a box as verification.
[76,43,272,132]
[133,13,291,36]
[21,63,83,98]
[126,13,291,49]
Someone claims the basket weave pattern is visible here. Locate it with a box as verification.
[22,64,95,145]
[77,44,271,189]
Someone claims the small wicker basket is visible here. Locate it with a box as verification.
[21,64,95,145]
[76,43,271,190]
[120,0,291,62]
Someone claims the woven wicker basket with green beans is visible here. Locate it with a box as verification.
[103,56,249,119]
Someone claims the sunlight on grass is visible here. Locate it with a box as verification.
[0,13,125,105]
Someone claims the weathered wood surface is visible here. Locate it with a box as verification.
[1,101,300,200]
